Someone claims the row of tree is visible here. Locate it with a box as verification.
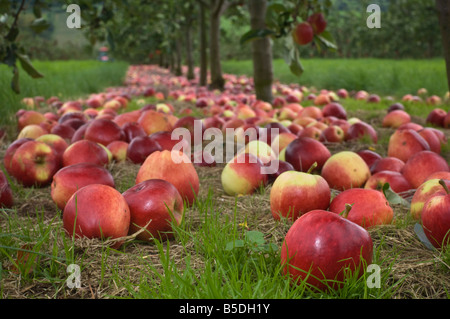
[1,0,450,102]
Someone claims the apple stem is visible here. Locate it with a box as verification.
[439,179,449,195]
[307,162,318,174]
[340,203,353,219]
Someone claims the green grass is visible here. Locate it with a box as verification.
[223,58,449,99]
[0,60,129,125]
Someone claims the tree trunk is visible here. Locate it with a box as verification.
[199,2,208,86]
[175,40,182,76]
[436,0,450,93]
[209,0,225,91]
[185,23,195,80]
[248,0,273,103]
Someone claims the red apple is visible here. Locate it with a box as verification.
[122,179,184,241]
[138,109,173,135]
[370,157,405,174]
[107,140,129,163]
[357,149,382,169]
[84,118,124,146]
[421,180,450,248]
[319,125,345,143]
[387,129,430,163]
[292,22,314,45]
[3,138,33,175]
[346,121,378,144]
[221,153,268,196]
[426,108,447,127]
[51,163,115,210]
[62,140,110,167]
[418,128,442,154]
[126,136,162,164]
[410,178,450,220]
[444,112,450,129]
[17,110,46,131]
[135,150,199,205]
[270,170,330,221]
[426,171,450,181]
[264,159,295,184]
[0,170,14,208]
[35,133,69,166]
[387,103,405,113]
[10,140,60,187]
[62,184,130,249]
[364,171,412,196]
[321,151,371,191]
[298,126,322,140]
[281,209,373,290]
[330,189,394,229]
[322,103,347,120]
[382,110,411,128]
[401,151,449,189]
[284,137,331,173]
[307,12,327,35]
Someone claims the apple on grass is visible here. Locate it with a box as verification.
[122,179,184,241]
[321,151,371,191]
[17,124,48,140]
[322,102,347,120]
[410,178,450,220]
[51,163,115,210]
[62,140,110,167]
[387,129,430,163]
[357,149,382,169]
[3,138,33,175]
[401,151,449,189]
[426,108,447,127]
[270,167,331,221]
[329,188,394,229]
[319,125,345,143]
[138,109,173,135]
[346,121,378,144]
[126,136,162,164]
[418,128,442,154]
[62,184,130,249]
[284,137,331,173]
[135,150,200,206]
[370,157,405,174]
[382,110,411,128]
[0,170,14,208]
[84,118,124,146]
[364,171,412,196]
[264,159,295,184]
[281,209,373,291]
[221,153,268,196]
[421,180,450,249]
[10,140,60,187]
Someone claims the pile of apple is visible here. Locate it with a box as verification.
[1,64,449,291]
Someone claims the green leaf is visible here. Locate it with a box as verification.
[289,48,304,77]
[225,240,245,251]
[240,28,276,45]
[382,183,410,208]
[11,66,19,94]
[16,54,44,79]
[413,223,436,251]
[30,18,50,34]
[245,231,265,246]
[315,32,338,51]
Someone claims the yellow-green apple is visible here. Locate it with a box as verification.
[280,209,373,290]
[382,110,411,128]
[418,128,442,154]
[410,178,450,220]
[136,150,199,205]
[321,151,371,191]
[270,170,330,221]
[346,121,378,144]
[62,184,130,249]
[35,133,69,166]
[401,151,449,189]
[51,163,115,210]
[421,180,450,248]
[307,12,327,34]
[322,102,347,119]
[62,140,110,167]
[0,170,14,208]
[284,137,331,173]
[319,125,345,143]
[426,108,447,127]
[364,171,412,196]
[17,124,48,140]
[138,109,172,135]
[387,129,430,163]
[357,149,382,169]
[126,136,162,164]
[107,141,129,163]
[370,156,405,174]
[240,140,277,165]
[10,140,60,187]
[329,188,394,229]
[122,179,184,241]
[221,153,268,196]
[17,110,46,131]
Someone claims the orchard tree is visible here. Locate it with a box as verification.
[242,0,336,102]
[436,0,450,94]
